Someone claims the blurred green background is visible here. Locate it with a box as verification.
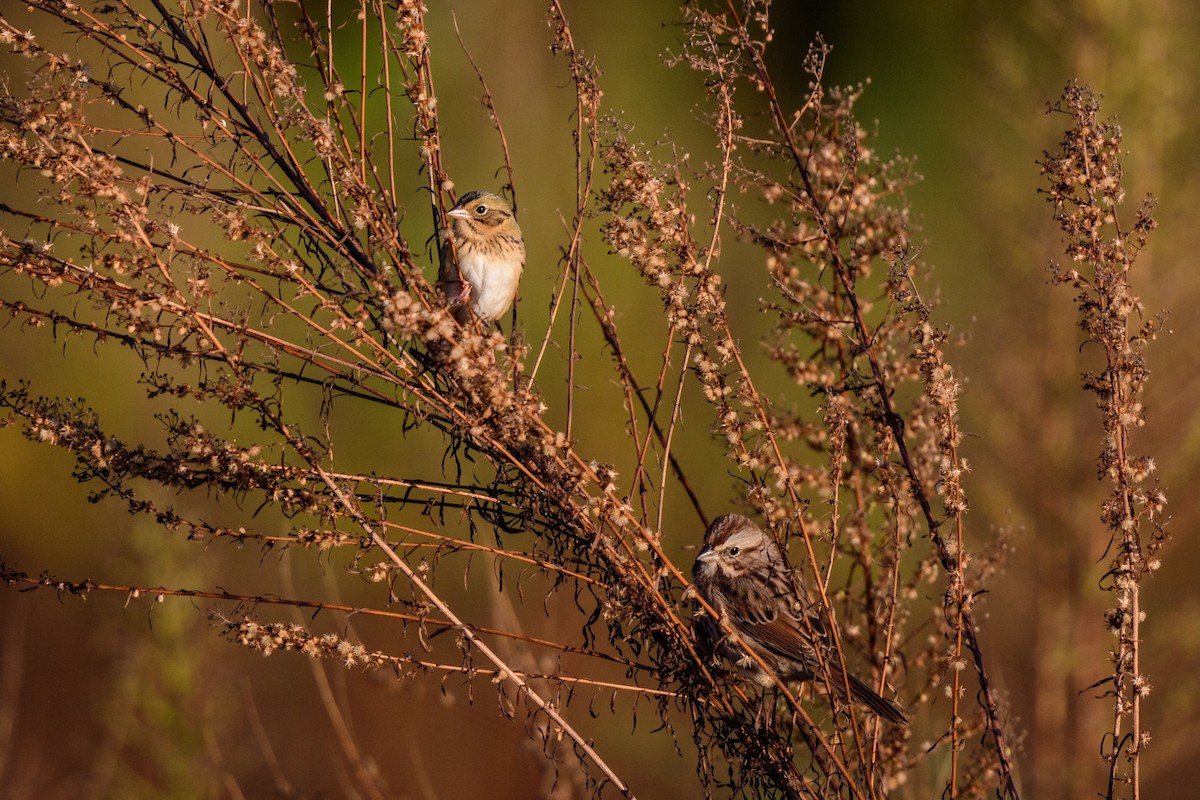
[2,1,1199,797]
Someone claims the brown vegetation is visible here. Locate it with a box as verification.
[0,2,1170,798]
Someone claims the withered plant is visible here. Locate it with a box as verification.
[0,2,1166,799]
[1041,84,1167,800]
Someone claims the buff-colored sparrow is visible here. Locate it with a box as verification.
[692,513,907,724]
[437,190,524,325]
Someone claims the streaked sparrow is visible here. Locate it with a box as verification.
[437,190,524,325]
[692,513,907,724]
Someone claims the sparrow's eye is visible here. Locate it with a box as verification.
[474,204,487,215]
[727,546,740,557]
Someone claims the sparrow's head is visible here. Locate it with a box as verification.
[693,513,780,581]
[447,191,521,242]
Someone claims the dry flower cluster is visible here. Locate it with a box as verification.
[0,2,1166,799]
[1040,83,1167,800]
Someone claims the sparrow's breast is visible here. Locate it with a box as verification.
[459,250,523,322]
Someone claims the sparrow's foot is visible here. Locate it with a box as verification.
[452,282,472,306]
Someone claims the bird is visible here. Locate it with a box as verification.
[691,513,908,724]
[436,190,524,325]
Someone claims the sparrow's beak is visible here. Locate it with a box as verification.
[696,545,716,563]
[447,208,470,221]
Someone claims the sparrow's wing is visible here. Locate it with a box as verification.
[435,234,471,325]
[722,566,826,672]
[740,609,908,724]
[736,612,825,676]
[435,236,458,289]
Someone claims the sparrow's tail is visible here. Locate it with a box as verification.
[844,672,908,725]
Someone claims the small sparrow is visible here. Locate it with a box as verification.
[692,513,907,725]
[437,190,524,325]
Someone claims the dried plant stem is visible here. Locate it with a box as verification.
[367,533,634,796]
[709,4,1016,795]
[1041,83,1165,800]
[0,566,647,670]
